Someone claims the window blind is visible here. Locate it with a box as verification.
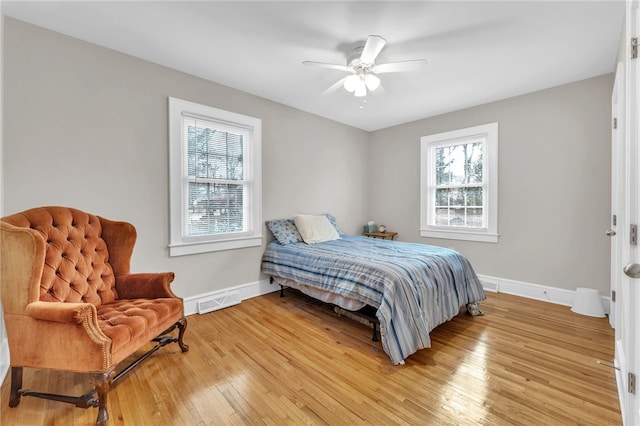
[184,116,246,237]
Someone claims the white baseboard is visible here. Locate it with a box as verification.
[182,274,611,318]
[183,278,277,316]
[183,275,611,317]
[478,274,611,314]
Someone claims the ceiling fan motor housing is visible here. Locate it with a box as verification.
[348,46,372,70]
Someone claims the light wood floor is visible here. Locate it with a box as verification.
[1,290,621,425]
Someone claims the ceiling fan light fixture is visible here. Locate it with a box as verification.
[354,78,367,97]
[343,74,358,92]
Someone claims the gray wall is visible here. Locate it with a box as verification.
[369,74,614,293]
[3,16,613,299]
[2,18,370,298]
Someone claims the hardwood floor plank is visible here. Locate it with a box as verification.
[1,290,621,425]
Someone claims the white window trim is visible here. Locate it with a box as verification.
[420,122,499,243]
[168,97,262,256]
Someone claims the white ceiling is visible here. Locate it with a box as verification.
[3,1,625,131]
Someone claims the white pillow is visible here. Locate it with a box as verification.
[293,214,340,244]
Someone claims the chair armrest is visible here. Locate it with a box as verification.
[115,272,178,299]
[26,301,96,324]
[25,300,112,367]
[26,301,109,344]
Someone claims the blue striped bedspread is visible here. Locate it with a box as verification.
[261,235,486,365]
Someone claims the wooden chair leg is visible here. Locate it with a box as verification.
[92,370,113,426]
[9,367,23,407]
[177,317,189,352]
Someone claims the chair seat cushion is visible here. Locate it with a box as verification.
[97,298,183,364]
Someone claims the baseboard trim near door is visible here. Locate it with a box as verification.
[478,274,610,314]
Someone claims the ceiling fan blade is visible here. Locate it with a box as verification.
[373,59,427,74]
[303,61,351,72]
[322,77,348,95]
[360,35,386,64]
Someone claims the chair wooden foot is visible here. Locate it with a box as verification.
[9,367,23,407]
[93,370,113,426]
[177,317,189,352]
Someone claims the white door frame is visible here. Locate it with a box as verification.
[616,1,640,424]
[610,62,624,330]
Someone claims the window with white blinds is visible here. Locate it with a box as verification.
[168,98,262,256]
[420,122,499,243]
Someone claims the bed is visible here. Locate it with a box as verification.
[261,215,486,365]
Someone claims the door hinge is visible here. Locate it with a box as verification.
[631,224,638,246]
[612,290,616,302]
[613,214,617,226]
[633,37,638,59]
[629,372,636,394]
[613,117,618,129]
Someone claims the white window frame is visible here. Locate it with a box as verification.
[168,97,262,256]
[420,122,499,243]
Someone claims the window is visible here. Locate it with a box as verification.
[420,122,498,243]
[168,97,262,256]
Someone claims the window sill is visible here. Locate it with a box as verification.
[420,228,499,243]
[169,235,262,256]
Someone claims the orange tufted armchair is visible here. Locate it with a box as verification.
[0,206,188,425]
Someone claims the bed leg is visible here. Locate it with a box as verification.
[466,302,484,316]
[371,321,379,342]
[280,284,285,298]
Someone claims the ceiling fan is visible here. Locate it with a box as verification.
[303,35,427,97]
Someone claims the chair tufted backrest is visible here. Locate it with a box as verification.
[2,206,117,306]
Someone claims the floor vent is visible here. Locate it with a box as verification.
[481,280,499,293]
[197,291,241,314]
